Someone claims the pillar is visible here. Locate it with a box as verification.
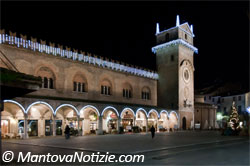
[133,117,136,126]
[117,118,121,133]
[82,119,84,135]
[38,118,44,137]
[24,114,28,139]
[77,115,80,136]
[53,115,56,136]
[156,119,160,132]
[178,112,181,130]
[146,117,148,133]
[97,116,103,135]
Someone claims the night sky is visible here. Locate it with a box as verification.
[1,1,249,91]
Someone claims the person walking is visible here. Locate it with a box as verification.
[150,125,155,139]
[64,125,70,139]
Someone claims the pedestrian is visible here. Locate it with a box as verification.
[64,125,70,139]
[150,125,155,139]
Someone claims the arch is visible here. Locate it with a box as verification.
[180,59,194,71]
[3,100,26,114]
[160,110,169,117]
[54,104,79,116]
[136,108,147,117]
[101,106,119,117]
[168,111,179,120]
[120,107,135,118]
[147,109,160,118]
[79,105,100,117]
[26,101,54,114]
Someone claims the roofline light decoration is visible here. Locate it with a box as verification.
[176,15,180,27]
[0,32,159,80]
[152,39,198,54]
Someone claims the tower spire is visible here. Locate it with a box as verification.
[156,23,160,34]
[176,15,180,27]
[190,25,193,33]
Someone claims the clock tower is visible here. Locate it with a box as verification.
[152,15,198,130]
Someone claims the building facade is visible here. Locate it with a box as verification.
[1,16,198,138]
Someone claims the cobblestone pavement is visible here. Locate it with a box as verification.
[1,131,249,165]
[2,131,246,153]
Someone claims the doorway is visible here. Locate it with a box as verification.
[182,117,186,130]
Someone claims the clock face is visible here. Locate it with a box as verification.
[183,67,190,83]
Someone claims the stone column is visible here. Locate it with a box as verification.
[117,118,121,133]
[97,116,103,135]
[38,117,44,137]
[77,115,80,136]
[145,117,148,133]
[24,114,28,139]
[178,112,181,130]
[156,119,160,132]
[82,119,84,135]
[53,115,56,136]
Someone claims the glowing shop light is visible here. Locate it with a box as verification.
[246,107,250,114]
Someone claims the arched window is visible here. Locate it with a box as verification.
[101,79,112,96]
[37,67,56,89]
[43,77,48,88]
[49,78,53,89]
[122,83,132,98]
[141,87,150,100]
[73,73,87,93]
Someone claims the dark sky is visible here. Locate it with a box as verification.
[1,1,249,90]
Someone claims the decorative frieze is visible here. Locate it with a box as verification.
[0,31,159,80]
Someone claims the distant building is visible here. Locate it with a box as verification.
[195,92,250,128]
[194,95,217,129]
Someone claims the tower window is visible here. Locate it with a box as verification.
[171,55,174,62]
[185,34,187,40]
